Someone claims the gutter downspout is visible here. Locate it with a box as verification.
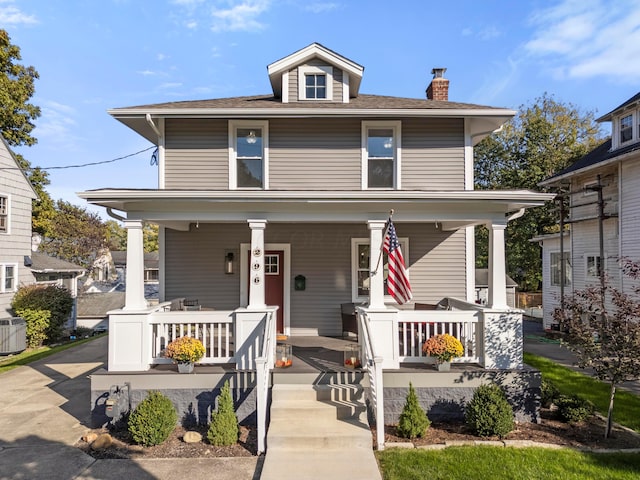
[507,208,525,222]
[146,114,165,189]
[106,208,126,222]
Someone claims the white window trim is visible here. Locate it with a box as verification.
[583,180,598,196]
[0,263,18,293]
[549,251,571,287]
[298,65,333,101]
[228,120,269,190]
[351,237,410,303]
[613,110,638,150]
[361,121,402,190]
[619,113,634,146]
[585,253,606,279]
[0,193,10,235]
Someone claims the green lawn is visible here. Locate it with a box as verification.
[377,446,640,480]
[524,352,640,432]
[0,334,106,374]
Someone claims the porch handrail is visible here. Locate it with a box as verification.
[357,307,385,451]
[255,309,276,454]
[149,310,234,364]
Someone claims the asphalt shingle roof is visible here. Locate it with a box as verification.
[30,252,85,273]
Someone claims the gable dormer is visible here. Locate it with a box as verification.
[597,92,640,151]
[267,43,364,104]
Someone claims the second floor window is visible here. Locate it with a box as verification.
[0,195,7,233]
[586,255,604,278]
[305,74,326,99]
[620,114,633,143]
[550,252,571,287]
[229,121,268,189]
[362,121,401,189]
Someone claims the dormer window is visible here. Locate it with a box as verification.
[298,65,333,101]
[620,114,633,144]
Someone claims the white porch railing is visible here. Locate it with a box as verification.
[255,309,276,454]
[397,309,481,363]
[357,307,385,451]
[149,310,235,364]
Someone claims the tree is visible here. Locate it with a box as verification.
[39,200,108,270]
[553,258,640,438]
[0,29,40,147]
[106,220,158,252]
[475,94,603,290]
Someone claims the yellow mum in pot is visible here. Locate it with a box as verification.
[165,336,205,364]
[422,333,464,362]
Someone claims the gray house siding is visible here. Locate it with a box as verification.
[164,222,466,336]
[287,59,343,103]
[164,118,228,189]
[162,117,466,191]
[0,138,36,317]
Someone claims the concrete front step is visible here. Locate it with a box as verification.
[260,447,382,480]
[260,383,381,479]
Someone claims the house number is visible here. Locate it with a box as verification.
[253,276,261,284]
[252,262,261,271]
[253,248,262,257]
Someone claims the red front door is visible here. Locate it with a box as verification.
[248,250,285,333]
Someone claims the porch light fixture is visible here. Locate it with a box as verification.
[225,252,234,274]
[246,130,257,144]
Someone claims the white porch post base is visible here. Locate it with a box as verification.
[362,307,399,369]
[108,310,151,372]
[488,222,508,309]
[247,220,267,310]
[235,308,276,370]
[481,309,523,369]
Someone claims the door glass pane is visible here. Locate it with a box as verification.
[265,255,279,275]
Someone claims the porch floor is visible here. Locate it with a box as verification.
[147,336,483,375]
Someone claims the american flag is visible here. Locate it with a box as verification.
[383,218,412,304]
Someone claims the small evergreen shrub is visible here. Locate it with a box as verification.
[128,391,177,446]
[207,380,239,446]
[397,382,431,439]
[465,384,514,438]
[540,378,560,408]
[556,394,595,423]
[15,308,51,348]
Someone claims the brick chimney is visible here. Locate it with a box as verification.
[426,68,449,101]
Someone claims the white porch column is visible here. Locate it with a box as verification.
[247,220,267,310]
[488,221,508,309]
[123,219,147,311]
[368,220,387,309]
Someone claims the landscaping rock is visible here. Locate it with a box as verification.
[91,433,113,450]
[183,431,202,443]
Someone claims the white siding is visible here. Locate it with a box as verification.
[620,156,640,294]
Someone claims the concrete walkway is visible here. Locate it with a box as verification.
[0,336,261,480]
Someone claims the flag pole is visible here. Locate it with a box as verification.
[372,209,394,275]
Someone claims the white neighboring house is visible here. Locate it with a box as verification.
[0,135,37,319]
[536,91,640,330]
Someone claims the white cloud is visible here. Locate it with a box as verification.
[525,0,640,80]
[0,2,37,25]
[35,100,80,147]
[461,27,473,36]
[209,0,271,32]
[137,70,158,76]
[304,2,339,13]
[158,82,183,90]
[479,26,501,40]
[157,53,167,61]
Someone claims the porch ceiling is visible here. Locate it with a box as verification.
[78,189,554,228]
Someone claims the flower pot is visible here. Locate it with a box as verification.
[436,361,451,372]
[177,362,194,374]
[344,344,361,369]
[275,343,293,368]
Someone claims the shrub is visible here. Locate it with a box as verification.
[16,308,51,348]
[128,391,177,446]
[207,380,239,446]
[556,394,595,423]
[465,384,514,438]
[540,378,560,408]
[11,284,73,343]
[397,382,430,439]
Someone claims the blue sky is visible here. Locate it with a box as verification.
[4,0,640,217]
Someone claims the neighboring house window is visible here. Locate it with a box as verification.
[586,255,604,278]
[0,195,8,233]
[144,269,159,282]
[362,121,401,189]
[550,252,571,287]
[229,120,269,189]
[298,65,333,101]
[0,264,17,293]
[620,114,633,144]
[351,238,409,302]
[583,180,598,196]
